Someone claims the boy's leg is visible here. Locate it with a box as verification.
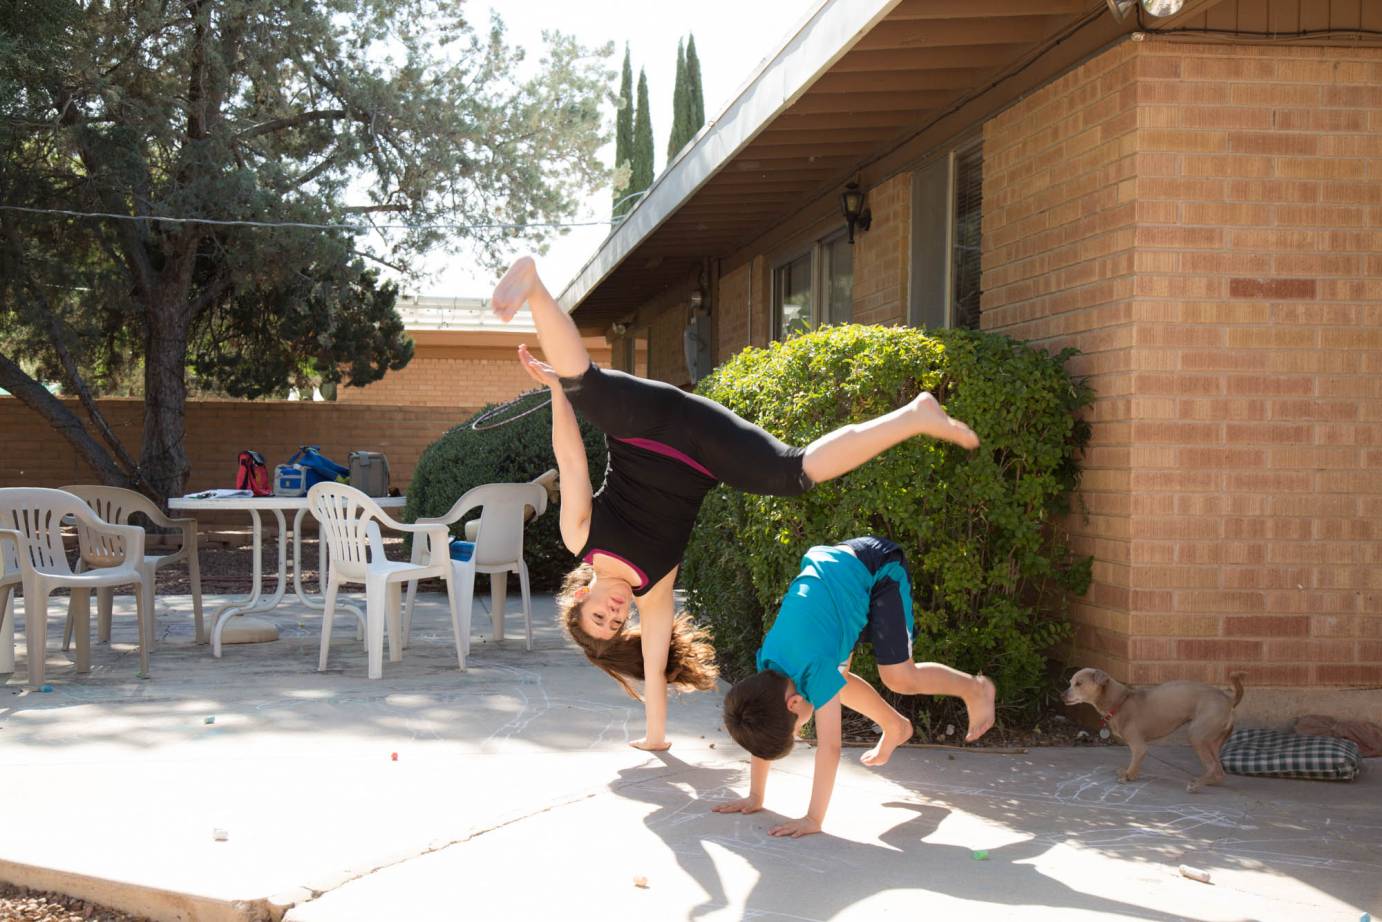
[492,256,592,378]
[801,394,978,485]
[838,671,913,767]
[877,662,996,742]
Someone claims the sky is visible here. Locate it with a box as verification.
[401,0,819,299]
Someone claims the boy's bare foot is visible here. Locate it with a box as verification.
[492,255,538,322]
[630,737,672,752]
[909,392,979,450]
[965,675,996,742]
[861,715,913,767]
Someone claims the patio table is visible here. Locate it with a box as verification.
[169,493,406,657]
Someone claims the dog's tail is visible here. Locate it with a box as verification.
[1228,671,1246,709]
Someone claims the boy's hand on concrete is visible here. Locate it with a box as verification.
[769,816,821,838]
[712,797,762,815]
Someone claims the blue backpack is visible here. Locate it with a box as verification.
[290,446,350,488]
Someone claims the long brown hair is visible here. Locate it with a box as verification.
[557,564,719,700]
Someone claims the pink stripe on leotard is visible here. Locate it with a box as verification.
[615,437,716,480]
[583,548,650,591]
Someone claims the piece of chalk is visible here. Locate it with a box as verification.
[972,850,988,861]
[633,875,649,889]
[1178,864,1211,883]
[39,684,53,693]
[212,828,229,842]
[391,752,398,761]
[204,716,216,725]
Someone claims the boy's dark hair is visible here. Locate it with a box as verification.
[723,670,796,760]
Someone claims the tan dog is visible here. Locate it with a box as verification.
[1062,668,1246,793]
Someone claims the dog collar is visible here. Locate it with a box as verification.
[1101,704,1119,723]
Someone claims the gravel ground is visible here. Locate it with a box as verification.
[0,884,150,922]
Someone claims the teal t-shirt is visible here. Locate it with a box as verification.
[756,545,874,709]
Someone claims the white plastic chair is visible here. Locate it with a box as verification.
[307,483,460,679]
[0,488,151,686]
[60,485,205,650]
[0,530,19,675]
[403,480,548,652]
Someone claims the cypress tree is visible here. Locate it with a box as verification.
[686,34,705,132]
[668,38,689,160]
[631,67,654,201]
[612,45,634,218]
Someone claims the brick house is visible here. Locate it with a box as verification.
[559,0,1381,719]
[337,295,612,408]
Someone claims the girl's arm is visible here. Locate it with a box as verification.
[632,570,677,751]
[770,696,842,838]
[519,344,590,553]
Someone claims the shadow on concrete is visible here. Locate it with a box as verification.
[610,753,1215,922]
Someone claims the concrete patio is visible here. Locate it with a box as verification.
[0,591,1377,922]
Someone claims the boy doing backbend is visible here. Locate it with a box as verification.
[714,536,994,837]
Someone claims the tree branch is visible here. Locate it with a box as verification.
[0,349,129,486]
[237,109,348,141]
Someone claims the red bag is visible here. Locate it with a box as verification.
[235,450,272,496]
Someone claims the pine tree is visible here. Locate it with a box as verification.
[668,38,689,161]
[631,67,655,202]
[612,45,634,218]
[686,33,705,132]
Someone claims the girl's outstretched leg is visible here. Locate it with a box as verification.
[492,256,591,378]
[801,393,978,485]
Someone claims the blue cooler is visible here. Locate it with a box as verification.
[448,540,475,562]
[273,463,308,497]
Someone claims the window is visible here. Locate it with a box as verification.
[821,233,854,325]
[771,230,854,340]
[622,330,649,377]
[910,138,983,331]
[773,252,812,340]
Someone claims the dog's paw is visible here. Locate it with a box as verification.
[1116,771,1130,783]
[1186,781,1202,793]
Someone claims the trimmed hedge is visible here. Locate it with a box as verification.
[681,324,1093,721]
[404,394,608,591]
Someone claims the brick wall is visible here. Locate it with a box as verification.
[0,397,464,498]
[338,334,611,407]
[851,171,913,326]
[713,256,771,360]
[984,41,1140,678]
[984,38,1382,687]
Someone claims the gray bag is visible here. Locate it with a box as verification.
[349,450,390,497]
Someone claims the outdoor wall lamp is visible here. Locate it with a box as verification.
[610,322,628,337]
[841,182,871,245]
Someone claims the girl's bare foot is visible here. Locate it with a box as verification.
[965,675,996,742]
[492,255,538,322]
[630,737,672,752]
[861,715,913,767]
[909,393,979,450]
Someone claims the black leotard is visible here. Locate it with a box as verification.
[561,363,812,596]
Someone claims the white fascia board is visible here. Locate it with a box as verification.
[558,0,903,314]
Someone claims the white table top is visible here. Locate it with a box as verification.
[170,494,406,511]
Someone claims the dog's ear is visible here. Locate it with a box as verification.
[1091,669,1110,687]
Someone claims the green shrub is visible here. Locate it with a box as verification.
[404,394,608,591]
[680,324,1093,723]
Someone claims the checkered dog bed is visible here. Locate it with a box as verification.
[1221,728,1363,781]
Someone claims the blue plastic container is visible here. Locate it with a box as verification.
[448,540,475,562]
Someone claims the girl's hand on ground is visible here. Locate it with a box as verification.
[629,737,672,752]
[712,797,763,815]
[769,816,822,838]
[517,344,561,389]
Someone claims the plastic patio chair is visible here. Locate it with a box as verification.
[403,480,548,653]
[307,483,459,679]
[59,484,205,651]
[0,530,19,675]
[0,488,151,686]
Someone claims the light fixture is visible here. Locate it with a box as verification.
[1105,0,1134,20]
[610,322,628,337]
[1140,0,1184,16]
[840,182,872,245]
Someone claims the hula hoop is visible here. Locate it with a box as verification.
[469,388,553,431]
